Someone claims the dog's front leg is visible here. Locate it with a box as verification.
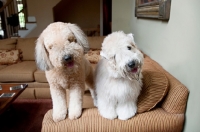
[68,83,84,119]
[50,85,67,122]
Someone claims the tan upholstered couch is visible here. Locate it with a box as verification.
[0,37,189,132]
[0,37,50,99]
[42,42,189,132]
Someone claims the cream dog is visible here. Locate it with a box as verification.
[94,31,144,120]
[35,22,94,122]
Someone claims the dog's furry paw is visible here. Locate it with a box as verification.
[117,103,137,120]
[68,108,82,120]
[118,111,136,120]
[101,112,117,120]
[99,109,117,120]
[53,111,67,122]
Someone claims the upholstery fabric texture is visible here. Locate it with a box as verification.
[34,69,48,83]
[0,61,37,82]
[144,56,189,114]
[16,37,37,61]
[137,60,169,113]
[0,38,17,50]
[42,108,184,132]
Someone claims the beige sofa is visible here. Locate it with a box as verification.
[0,37,49,99]
[42,54,189,132]
[0,36,189,131]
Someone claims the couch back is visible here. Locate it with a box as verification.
[87,36,105,49]
[16,37,37,61]
[0,37,37,62]
[0,36,104,62]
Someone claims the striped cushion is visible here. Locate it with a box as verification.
[42,108,184,132]
[137,65,168,113]
[137,59,169,113]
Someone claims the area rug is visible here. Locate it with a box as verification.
[0,99,52,132]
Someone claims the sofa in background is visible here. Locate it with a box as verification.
[0,36,189,132]
[0,36,104,99]
[0,37,50,99]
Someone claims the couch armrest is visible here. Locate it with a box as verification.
[161,72,189,114]
[145,56,189,114]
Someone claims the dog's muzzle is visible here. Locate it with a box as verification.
[63,54,74,67]
[127,60,140,73]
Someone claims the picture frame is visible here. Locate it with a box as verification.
[135,0,171,20]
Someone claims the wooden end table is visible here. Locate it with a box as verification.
[0,84,27,115]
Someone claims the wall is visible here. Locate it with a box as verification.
[26,0,60,37]
[53,0,100,29]
[25,0,100,37]
[112,0,200,132]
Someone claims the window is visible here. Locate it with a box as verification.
[0,17,4,38]
[16,0,25,28]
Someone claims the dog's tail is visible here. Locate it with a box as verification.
[67,23,89,54]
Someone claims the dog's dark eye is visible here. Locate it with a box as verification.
[127,46,132,50]
[68,37,77,43]
[49,45,53,49]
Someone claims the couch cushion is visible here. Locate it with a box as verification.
[42,108,184,132]
[0,38,17,50]
[137,59,169,113]
[0,49,21,65]
[0,65,7,70]
[0,61,37,82]
[34,69,48,83]
[16,37,37,61]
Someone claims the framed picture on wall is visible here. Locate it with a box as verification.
[135,0,171,20]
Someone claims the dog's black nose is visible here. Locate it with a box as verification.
[128,61,135,68]
[64,55,73,62]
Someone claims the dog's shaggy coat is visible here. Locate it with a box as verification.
[94,31,144,120]
[35,22,94,122]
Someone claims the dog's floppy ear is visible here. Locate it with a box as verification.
[35,33,53,71]
[67,23,89,54]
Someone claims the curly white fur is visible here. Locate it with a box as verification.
[35,22,94,122]
[94,31,144,120]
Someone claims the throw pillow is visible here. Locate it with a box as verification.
[85,49,101,64]
[0,50,21,65]
[137,63,169,113]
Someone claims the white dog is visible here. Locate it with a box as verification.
[35,22,94,122]
[94,31,144,120]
